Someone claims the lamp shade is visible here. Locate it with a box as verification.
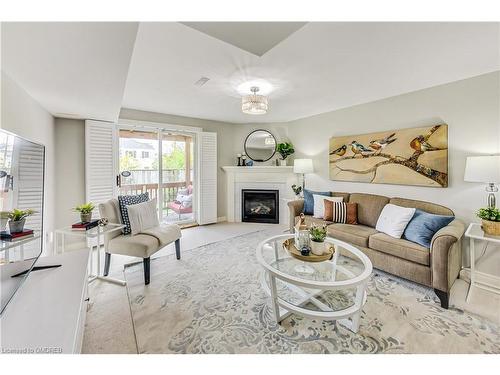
[464,155,500,183]
[294,159,314,174]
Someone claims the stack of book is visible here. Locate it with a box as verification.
[71,219,99,231]
[0,229,35,242]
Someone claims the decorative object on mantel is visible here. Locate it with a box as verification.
[276,142,295,166]
[309,223,328,255]
[293,158,314,190]
[244,130,277,162]
[476,207,500,235]
[291,184,303,198]
[236,153,242,166]
[7,208,35,233]
[329,124,448,187]
[241,86,269,115]
[73,202,95,223]
[246,160,254,167]
[464,155,500,208]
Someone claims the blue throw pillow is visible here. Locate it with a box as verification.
[403,209,454,248]
[118,192,150,235]
[303,189,331,215]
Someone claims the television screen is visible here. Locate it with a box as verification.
[0,129,44,315]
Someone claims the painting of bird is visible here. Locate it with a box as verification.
[330,144,347,156]
[350,141,374,156]
[369,133,397,153]
[410,135,439,152]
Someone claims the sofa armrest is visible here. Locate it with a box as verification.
[430,219,465,293]
[287,199,304,232]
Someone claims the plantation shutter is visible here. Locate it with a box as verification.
[196,131,217,225]
[85,120,117,216]
[12,139,44,232]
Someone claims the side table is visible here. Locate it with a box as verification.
[464,222,500,302]
[54,223,126,286]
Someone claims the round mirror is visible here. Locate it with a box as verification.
[244,130,277,162]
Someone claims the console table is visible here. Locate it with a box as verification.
[0,249,90,353]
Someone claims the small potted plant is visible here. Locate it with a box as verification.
[8,208,35,233]
[276,142,295,166]
[291,184,303,199]
[477,207,500,236]
[74,202,95,223]
[309,223,328,255]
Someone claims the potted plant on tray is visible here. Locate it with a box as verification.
[8,208,35,233]
[74,202,95,223]
[309,223,328,255]
[276,142,295,166]
[477,207,500,236]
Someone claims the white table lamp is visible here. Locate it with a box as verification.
[294,159,314,191]
[464,155,500,208]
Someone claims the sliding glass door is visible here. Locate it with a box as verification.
[161,133,195,223]
[117,127,196,225]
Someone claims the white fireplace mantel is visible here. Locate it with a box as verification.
[222,166,299,223]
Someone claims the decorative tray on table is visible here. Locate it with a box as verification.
[282,238,335,262]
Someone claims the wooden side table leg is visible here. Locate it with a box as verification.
[466,237,475,302]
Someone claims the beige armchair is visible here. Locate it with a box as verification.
[98,199,181,285]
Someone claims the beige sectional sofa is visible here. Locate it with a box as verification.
[288,192,465,308]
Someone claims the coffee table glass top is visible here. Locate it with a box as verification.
[256,234,372,287]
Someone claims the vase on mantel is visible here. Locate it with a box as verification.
[279,159,287,166]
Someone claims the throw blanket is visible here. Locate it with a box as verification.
[141,225,181,247]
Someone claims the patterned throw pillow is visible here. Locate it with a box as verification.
[324,200,358,224]
[118,192,150,235]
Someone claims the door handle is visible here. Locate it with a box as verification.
[116,175,121,187]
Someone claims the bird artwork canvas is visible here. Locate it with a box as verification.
[329,124,448,187]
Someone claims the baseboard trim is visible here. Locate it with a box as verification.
[217,216,227,223]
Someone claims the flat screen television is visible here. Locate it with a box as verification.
[0,129,45,315]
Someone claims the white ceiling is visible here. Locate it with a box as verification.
[1,22,138,122]
[2,22,499,124]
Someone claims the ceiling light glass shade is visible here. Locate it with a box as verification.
[241,87,269,115]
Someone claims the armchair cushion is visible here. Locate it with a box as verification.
[118,192,150,234]
[107,233,160,258]
[127,198,160,236]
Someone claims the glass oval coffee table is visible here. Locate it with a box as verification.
[256,234,373,333]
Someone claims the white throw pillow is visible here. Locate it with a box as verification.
[313,195,343,218]
[127,198,160,236]
[375,203,416,239]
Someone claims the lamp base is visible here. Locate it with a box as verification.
[486,183,498,208]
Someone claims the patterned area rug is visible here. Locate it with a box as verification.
[124,230,500,354]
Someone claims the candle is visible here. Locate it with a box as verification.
[236,153,242,157]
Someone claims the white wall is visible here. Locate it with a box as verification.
[1,71,56,248]
[283,71,500,224]
[54,118,86,228]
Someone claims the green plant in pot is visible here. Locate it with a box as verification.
[477,207,500,236]
[309,223,327,255]
[74,202,95,223]
[276,142,295,166]
[8,208,35,233]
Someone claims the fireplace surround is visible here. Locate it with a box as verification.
[241,189,279,224]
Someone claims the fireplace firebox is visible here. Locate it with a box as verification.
[241,189,279,224]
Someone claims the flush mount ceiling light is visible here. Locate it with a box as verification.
[241,86,269,115]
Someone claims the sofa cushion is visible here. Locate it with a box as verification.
[331,192,350,202]
[324,201,358,224]
[327,223,378,248]
[389,197,454,216]
[313,195,343,218]
[375,203,416,239]
[348,193,389,227]
[403,209,454,248]
[127,198,160,236]
[107,233,160,258]
[369,232,430,266]
[303,189,331,215]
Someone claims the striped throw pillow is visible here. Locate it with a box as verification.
[324,200,358,224]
